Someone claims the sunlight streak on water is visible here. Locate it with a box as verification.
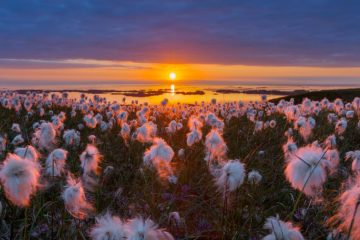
[171,84,175,96]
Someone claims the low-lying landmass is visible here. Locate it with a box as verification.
[112,89,205,97]
[271,88,360,104]
[214,88,309,96]
[5,88,360,103]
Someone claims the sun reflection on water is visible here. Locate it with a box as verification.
[171,84,175,95]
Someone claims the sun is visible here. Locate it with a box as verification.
[169,72,176,80]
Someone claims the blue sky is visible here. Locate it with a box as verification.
[1,0,359,66]
[0,1,360,84]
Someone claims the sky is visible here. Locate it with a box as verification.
[0,0,360,85]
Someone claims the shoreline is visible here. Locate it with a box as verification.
[1,87,359,100]
[0,88,309,97]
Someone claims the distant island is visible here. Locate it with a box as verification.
[270,88,360,104]
[3,88,360,103]
[214,89,309,95]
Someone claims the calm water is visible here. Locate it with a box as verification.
[0,82,357,104]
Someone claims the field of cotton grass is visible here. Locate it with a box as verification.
[0,91,360,239]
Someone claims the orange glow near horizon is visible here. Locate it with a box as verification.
[1,59,360,84]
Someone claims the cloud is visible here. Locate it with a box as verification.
[0,0,360,66]
[0,58,153,69]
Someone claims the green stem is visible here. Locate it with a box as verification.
[286,149,327,220]
[23,208,28,240]
[222,176,229,238]
[347,199,360,240]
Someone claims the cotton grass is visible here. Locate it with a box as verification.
[0,154,40,207]
[90,213,126,240]
[284,145,329,197]
[62,174,93,219]
[125,217,174,240]
[262,216,304,240]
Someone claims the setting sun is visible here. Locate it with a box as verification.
[169,72,176,80]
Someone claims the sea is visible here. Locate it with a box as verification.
[0,81,358,104]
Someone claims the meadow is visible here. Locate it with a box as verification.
[0,91,359,239]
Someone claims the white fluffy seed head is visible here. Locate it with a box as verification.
[90,213,126,240]
[325,149,340,175]
[168,212,182,227]
[204,129,227,163]
[254,121,264,133]
[14,145,39,162]
[186,129,202,147]
[143,138,175,182]
[324,134,337,149]
[335,118,347,135]
[32,122,56,151]
[248,170,262,184]
[136,122,157,143]
[63,129,81,147]
[284,106,300,122]
[329,175,360,239]
[80,145,101,175]
[120,123,131,140]
[282,138,298,159]
[45,148,68,177]
[165,120,177,134]
[285,145,329,197]
[188,116,203,131]
[0,154,40,207]
[345,150,360,172]
[125,217,174,240]
[177,148,185,159]
[84,114,97,129]
[295,116,315,142]
[215,160,245,193]
[62,174,93,219]
[11,123,21,133]
[11,134,24,146]
[263,216,304,240]
[205,113,224,131]
[144,138,174,164]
